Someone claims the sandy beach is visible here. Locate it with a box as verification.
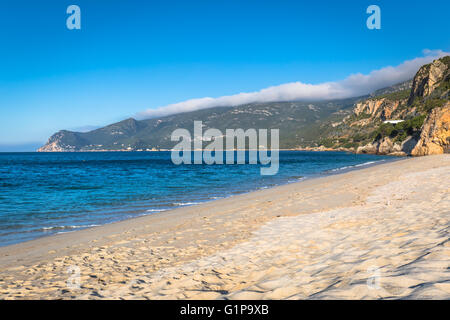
[0,154,449,299]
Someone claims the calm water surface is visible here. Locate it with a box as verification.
[0,151,394,246]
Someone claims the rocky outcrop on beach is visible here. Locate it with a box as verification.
[356,136,419,156]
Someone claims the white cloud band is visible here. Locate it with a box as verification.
[137,49,448,119]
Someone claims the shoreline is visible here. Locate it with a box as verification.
[13,148,384,154]
[0,155,395,262]
[0,154,449,299]
[0,153,395,249]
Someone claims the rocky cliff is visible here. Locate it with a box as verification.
[353,98,402,121]
[409,57,450,103]
[411,102,450,155]
[37,131,85,152]
[324,56,450,156]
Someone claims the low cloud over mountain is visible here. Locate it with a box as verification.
[137,49,448,119]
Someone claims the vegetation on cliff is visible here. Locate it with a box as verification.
[319,56,450,156]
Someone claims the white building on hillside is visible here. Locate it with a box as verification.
[383,120,405,124]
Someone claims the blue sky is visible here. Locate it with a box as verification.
[0,0,449,149]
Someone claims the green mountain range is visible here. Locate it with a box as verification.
[38,98,363,151]
[38,56,450,155]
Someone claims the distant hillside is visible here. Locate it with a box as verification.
[39,56,450,156]
[38,98,361,151]
[369,79,413,98]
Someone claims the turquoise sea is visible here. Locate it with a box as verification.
[0,151,394,246]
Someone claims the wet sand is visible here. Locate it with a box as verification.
[0,154,449,299]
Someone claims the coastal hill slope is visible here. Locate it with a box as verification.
[38,56,450,155]
[319,55,450,155]
[38,98,362,151]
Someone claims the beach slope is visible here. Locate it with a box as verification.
[0,155,449,299]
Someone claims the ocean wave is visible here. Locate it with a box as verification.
[330,160,384,172]
[288,177,306,183]
[173,202,201,206]
[146,208,167,212]
[41,224,100,231]
[61,186,102,190]
[208,196,223,200]
[1,182,21,187]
